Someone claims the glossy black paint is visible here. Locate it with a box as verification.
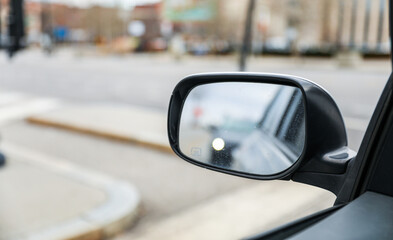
[168,72,353,192]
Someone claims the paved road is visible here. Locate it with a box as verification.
[0,121,258,237]
[0,48,389,152]
[0,48,389,121]
[0,48,390,238]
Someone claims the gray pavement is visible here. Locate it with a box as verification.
[0,154,105,240]
[0,89,141,240]
[0,48,389,121]
[23,101,361,239]
[0,121,335,239]
[116,181,334,240]
[0,120,256,236]
[0,143,141,240]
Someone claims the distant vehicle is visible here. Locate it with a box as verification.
[208,118,255,167]
[261,37,291,55]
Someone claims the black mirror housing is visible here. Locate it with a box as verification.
[168,72,356,194]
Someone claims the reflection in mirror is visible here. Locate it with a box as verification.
[179,82,305,176]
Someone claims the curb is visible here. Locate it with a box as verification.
[2,143,141,240]
[26,116,173,154]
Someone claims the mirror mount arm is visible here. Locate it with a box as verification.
[291,148,357,196]
[298,147,356,175]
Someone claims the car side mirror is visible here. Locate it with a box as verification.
[168,73,356,193]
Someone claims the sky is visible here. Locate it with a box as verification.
[27,0,161,9]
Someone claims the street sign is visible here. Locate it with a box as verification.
[163,0,217,22]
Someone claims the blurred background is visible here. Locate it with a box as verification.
[0,0,391,239]
[1,0,391,57]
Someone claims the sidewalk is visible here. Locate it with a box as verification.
[25,104,339,239]
[27,105,170,153]
[0,143,141,240]
[117,181,334,240]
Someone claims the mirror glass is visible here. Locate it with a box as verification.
[179,82,305,176]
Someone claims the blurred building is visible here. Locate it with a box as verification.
[162,0,390,54]
[2,0,390,54]
[252,0,389,52]
[7,1,133,45]
[0,0,11,39]
[19,1,165,50]
[250,0,390,53]
[130,2,166,51]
